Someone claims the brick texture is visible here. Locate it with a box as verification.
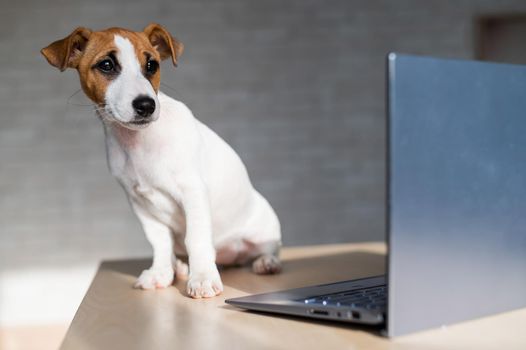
[2,0,526,270]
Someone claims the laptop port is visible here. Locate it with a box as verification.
[309,309,329,316]
[351,311,361,319]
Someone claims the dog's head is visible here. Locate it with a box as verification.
[41,24,183,129]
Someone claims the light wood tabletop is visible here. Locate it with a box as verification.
[60,242,526,350]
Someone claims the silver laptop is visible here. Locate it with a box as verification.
[226,53,526,337]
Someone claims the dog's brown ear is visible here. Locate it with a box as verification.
[41,27,92,71]
[143,23,184,67]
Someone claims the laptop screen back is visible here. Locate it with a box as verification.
[387,54,526,337]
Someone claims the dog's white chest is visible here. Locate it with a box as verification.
[106,135,184,229]
[132,171,184,231]
[132,183,178,220]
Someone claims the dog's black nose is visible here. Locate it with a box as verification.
[132,96,156,119]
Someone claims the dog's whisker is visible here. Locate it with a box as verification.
[160,82,184,99]
[65,89,97,108]
[92,106,107,113]
[68,102,98,107]
[92,106,117,124]
[66,88,83,102]
[66,100,98,109]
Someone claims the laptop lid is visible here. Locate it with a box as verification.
[387,54,526,337]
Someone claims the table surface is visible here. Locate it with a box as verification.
[60,242,526,350]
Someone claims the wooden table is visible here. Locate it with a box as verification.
[60,242,526,350]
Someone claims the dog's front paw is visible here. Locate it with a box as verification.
[186,267,223,298]
[134,267,174,290]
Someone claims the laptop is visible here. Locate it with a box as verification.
[225,53,526,337]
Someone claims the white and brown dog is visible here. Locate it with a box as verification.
[41,24,282,298]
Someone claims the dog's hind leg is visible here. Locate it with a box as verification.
[215,238,282,274]
[252,254,282,274]
[251,240,282,275]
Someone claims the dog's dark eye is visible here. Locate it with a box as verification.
[146,59,159,75]
[97,59,115,73]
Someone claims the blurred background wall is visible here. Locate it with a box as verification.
[1,0,526,336]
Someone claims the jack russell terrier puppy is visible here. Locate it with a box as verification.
[41,24,282,298]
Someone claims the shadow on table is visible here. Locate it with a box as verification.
[99,258,151,276]
[221,250,386,294]
[99,249,386,295]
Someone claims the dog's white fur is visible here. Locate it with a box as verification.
[101,36,281,297]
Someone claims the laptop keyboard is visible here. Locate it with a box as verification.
[299,285,387,311]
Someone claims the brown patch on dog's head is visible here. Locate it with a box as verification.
[41,24,184,106]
